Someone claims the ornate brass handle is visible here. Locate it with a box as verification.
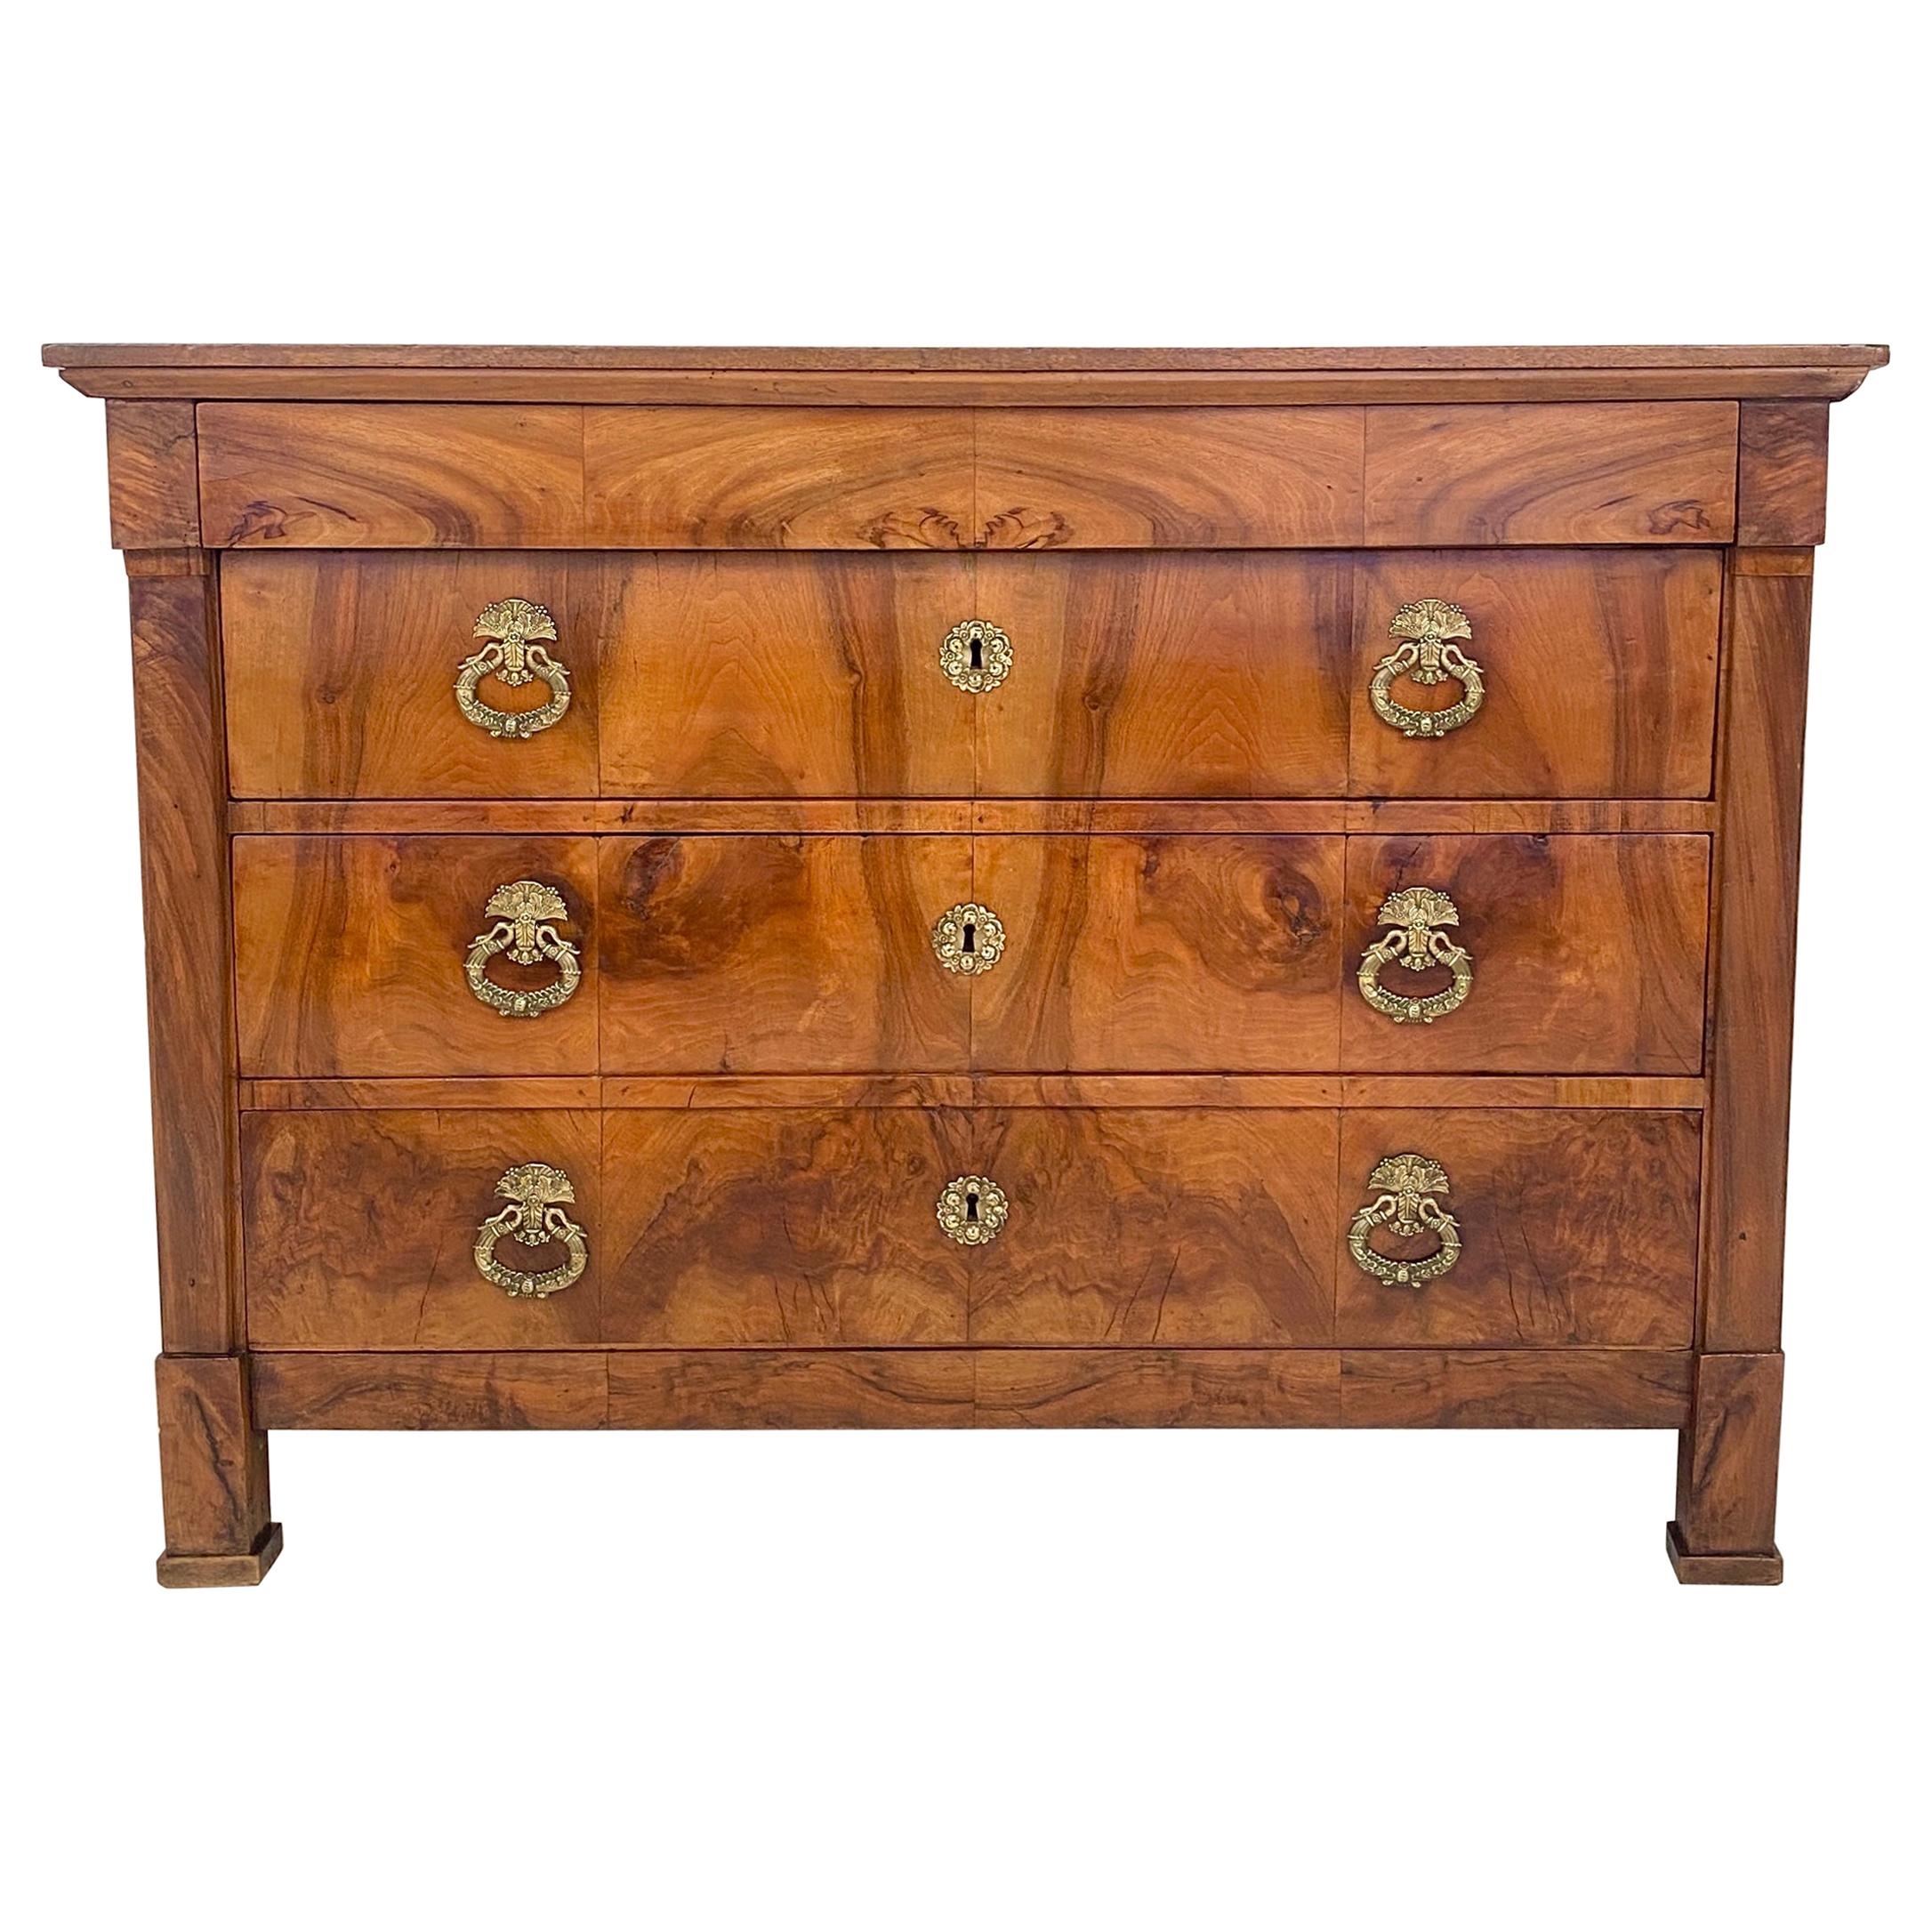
[1370,600,1485,739]
[464,880,582,1018]
[1356,888,1473,1025]
[939,618,1013,693]
[937,1174,1009,1246]
[1348,1153,1462,1287]
[931,901,1006,976]
[455,599,572,739]
[474,1162,588,1298]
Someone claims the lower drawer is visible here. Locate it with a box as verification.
[242,1105,1698,1350]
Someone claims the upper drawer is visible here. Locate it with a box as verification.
[197,402,1738,550]
[221,548,1719,801]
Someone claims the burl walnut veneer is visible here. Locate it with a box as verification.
[49,342,1888,1586]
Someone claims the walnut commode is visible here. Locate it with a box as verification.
[47,342,1887,1586]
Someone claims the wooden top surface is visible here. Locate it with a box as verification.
[44,342,1889,371]
[44,343,1888,405]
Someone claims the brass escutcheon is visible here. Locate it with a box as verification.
[931,901,1006,976]
[1356,887,1474,1025]
[464,880,582,1018]
[937,1174,1009,1246]
[1370,600,1485,739]
[1348,1153,1462,1287]
[455,599,572,739]
[474,1162,588,1298]
[939,618,1013,694]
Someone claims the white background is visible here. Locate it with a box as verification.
[4,4,1925,1925]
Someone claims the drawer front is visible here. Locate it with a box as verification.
[970,836,1344,1071]
[223,551,597,799]
[962,1108,1338,1344]
[1335,1109,1699,1346]
[223,548,1719,802]
[1348,549,1720,798]
[1340,835,1710,1075]
[599,835,972,1073]
[241,1104,1696,1352]
[236,832,1707,1078]
[602,1110,969,1344]
[243,1109,604,1348]
[234,835,600,1076]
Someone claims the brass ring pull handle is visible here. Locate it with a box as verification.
[931,901,1006,976]
[940,618,1013,694]
[464,880,583,1018]
[938,1173,1009,1246]
[1356,888,1473,1025]
[1348,1153,1462,1287]
[455,599,572,739]
[474,1162,588,1299]
[1370,600,1485,739]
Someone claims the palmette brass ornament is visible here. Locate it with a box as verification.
[463,880,582,1018]
[1348,1153,1462,1287]
[474,1162,588,1298]
[931,902,1006,975]
[1370,600,1485,739]
[455,599,572,739]
[937,1174,1009,1246]
[939,618,1013,693]
[1356,887,1474,1024]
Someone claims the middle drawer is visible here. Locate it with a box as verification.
[233,832,1710,1076]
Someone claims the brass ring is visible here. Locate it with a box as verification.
[1370,600,1485,739]
[931,902,1006,976]
[455,598,572,739]
[1356,888,1474,1025]
[937,1174,1009,1246]
[463,880,582,1018]
[474,1162,588,1298]
[1348,1153,1462,1287]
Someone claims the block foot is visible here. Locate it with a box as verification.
[1665,1519,1782,1585]
[157,1522,284,1589]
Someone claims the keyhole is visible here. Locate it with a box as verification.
[962,918,977,954]
[969,632,984,672]
[965,1189,980,1222]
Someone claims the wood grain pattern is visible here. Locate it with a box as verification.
[221,551,596,798]
[240,1347,1698,1432]
[1364,403,1737,543]
[965,1109,1337,1344]
[1673,1351,1783,1560]
[198,403,584,545]
[244,1078,603,1109]
[128,564,240,1354]
[977,1349,1341,1425]
[973,407,1364,547]
[232,799,1718,837]
[253,1351,609,1428]
[156,1355,274,1558]
[608,1350,975,1427]
[1340,1349,1693,1427]
[233,835,600,1076]
[1348,549,1721,798]
[242,1110,604,1349]
[1340,834,1710,1075]
[973,552,1352,797]
[598,835,971,1072]
[1701,563,1811,1350]
[584,407,975,548]
[596,552,973,796]
[106,401,198,548]
[1336,1109,1701,1347]
[1736,403,1830,547]
[970,835,1343,1071]
[600,1110,969,1344]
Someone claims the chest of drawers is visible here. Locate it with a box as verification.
[48,342,1887,1586]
